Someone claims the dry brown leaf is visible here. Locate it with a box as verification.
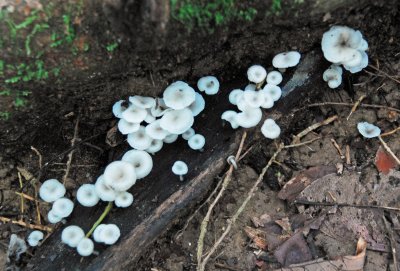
[244,226,268,250]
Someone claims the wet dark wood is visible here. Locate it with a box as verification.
[29,50,324,271]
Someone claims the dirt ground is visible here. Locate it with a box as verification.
[0,0,399,270]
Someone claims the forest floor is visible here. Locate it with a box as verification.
[0,0,399,270]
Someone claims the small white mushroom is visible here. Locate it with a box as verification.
[163,133,179,144]
[150,98,170,117]
[77,238,94,257]
[52,197,74,218]
[27,231,44,247]
[244,84,256,91]
[121,104,147,123]
[144,113,156,124]
[226,155,238,170]
[117,119,140,135]
[93,224,106,243]
[94,175,116,202]
[228,89,243,105]
[260,92,274,109]
[247,65,267,84]
[188,134,205,151]
[272,51,301,70]
[343,50,368,73]
[182,128,195,140]
[188,92,205,116]
[197,76,220,95]
[236,95,252,112]
[77,184,100,207]
[266,71,283,85]
[243,90,264,108]
[221,111,239,129]
[145,139,163,154]
[172,161,188,181]
[235,108,262,128]
[115,191,134,208]
[160,108,194,135]
[103,161,136,192]
[112,100,127,118]
[121,150,153,179]
[127,126,152,150]
[357,122,381,138]
[61,225,85,248]
[39,179,66,203]
[163,81,196,110]
[47,210,63,224]
[262,84,282,102]
[323,65,343,89]
[145,120,169,140]
[99,224,120,245]
[129,96,156,109]
[261,119,281,139]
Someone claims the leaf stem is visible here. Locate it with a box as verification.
[86,201,113,238]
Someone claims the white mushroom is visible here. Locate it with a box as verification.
[272,51,301,70]
[221,111,239,129]
[235,108,262,128]
[112,100,127,118]
[266,71,283,85]
[121,150,153,179]
[243,90,264,108]
[117,119,140,135]
[188,92,205,116]
[145,120,169,140]
[172,161,188,181]
[77,184,100,207]
[163,133,179,144]
[228,89,243,105]
[323,65,343,89]
[103,161,136,192]
[129,96,156,109]
[260,92,274,109]
[77,238,94,257]
[261,119,281,139]
[145,139,163,154]
[182,128,195,140]
[247,65,267,84]
[188,134,205,151]
[27,231,44,247]
[197,76,220,95]
[115,191,134,208]
[163,81,196,110]
[47,210,62,224]
[127,126,152,150]
[262,84,282,102]
[357,122,381,138]
[39,179,66,203]
[99,224,120,245]
[121,104,147,123]
[93,224,106,243]
[160,108,194,135]
[51,197,74,218]
[94,175,116,202]
[61,225,85,248]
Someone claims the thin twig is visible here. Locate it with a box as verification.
[284,136,321,148]
[378,136,400,165]
[296,102,400,113]
[368,64,400,84]
[196,132,247,269]
[198,143,284,271]
[381,126,400,137]
[330,138,344,159]
[383,215,399,271]
[292,115,338,144]
[17,173,24,217]
[345,145,351,165]
[294,199,400,212]
[63,118,80,185]
[347,95,366,120]
[0,216,52,232]
[31,146,43,168]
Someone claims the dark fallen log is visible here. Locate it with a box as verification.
[29,50,324,271]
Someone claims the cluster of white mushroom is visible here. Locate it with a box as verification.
[221,52,300,139]
[321,26,369,88]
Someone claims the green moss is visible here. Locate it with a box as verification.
[106,42,118,52]
[171,0,257,32]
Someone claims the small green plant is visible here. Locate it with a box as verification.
[171,0,257,32]
[0,112,10,120]
[270,0,282,15]
[106,42,118,52]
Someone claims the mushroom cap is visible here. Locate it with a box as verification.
[121,104,148,123]
[144,112,156,124]
[145,120,169,140]
[39,179,66,203]
[272,51,301,69]
[163,133,179,144]
[27,231,44,247]
[323,65,343,89]
[160,108,194,135]
[172,161,188,176]
[112,100,127,119]
[163,81,196,110]
[47,210,62,224]
[129,96,156,109]
[99,224,121,245]
[235,108,262,128]
[261,119,281,139]
[197,76,220,95]
[266,71,283,85]
[77,238,94,257]
[341,50,363,68]
[122,150,153,179]
[118,119,140,135]
[247,65,267,84]
[93,224,106,243]
[228,89,243,105]
[188,134,205,150]
[146,139,164,154]
[357,122,381,138]
[343,50,368,73]
[103,161,137,191]
[321,26,366,63]
[77,184,100,207]
[188,92,205,116]
[182,128,195,140]
[260,93,274,109]
[115,191,134,208]
[127,126,153,150]
[61,225,85,248]
[94,175,116,202]
[236,94,252,112]
[150,98,170,117]
[244,84,256,91]
[52,197,74,218]
[243,90,264,108]
[262,84,282,102]
[221,110,239,129]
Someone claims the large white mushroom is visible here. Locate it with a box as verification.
[160,108,194,135]
[163,81,196,110]
[103,161,136,192]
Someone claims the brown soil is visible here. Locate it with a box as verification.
[0,0,399,270]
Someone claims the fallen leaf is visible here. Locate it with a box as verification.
[244,226,268,250]
[274,232,312,266]
[375,146,397,174]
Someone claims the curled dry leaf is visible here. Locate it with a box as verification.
[375,146,397,175]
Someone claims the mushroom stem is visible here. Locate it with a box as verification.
[227,155,238,170]
[179,175,184,182]
[255,79,265,90]
[199,148,204,152]
[85,201,113,238]
[278,68,286,73]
